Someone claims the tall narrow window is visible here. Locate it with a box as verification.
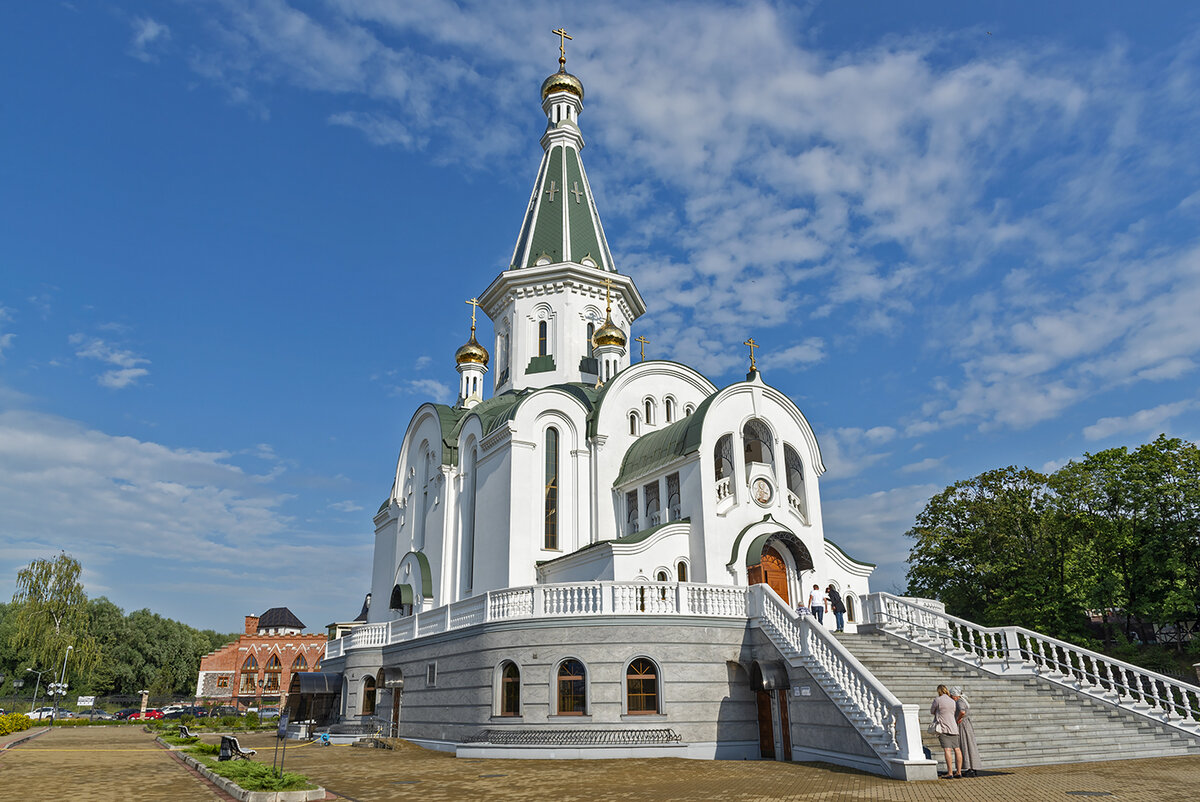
[644,481,660,526]
[629,413,638,435]
[665,398,674,423]
[239,655,258,695]
[538,321,548,356]
[846,596,856,623]
[666,472,681,521]
[586,323,595,357]
[544,428,559,549]
[292,654,308,674]
[784,444,808,520]
[626,658,659,714]
[714,434,734,480]
[626,489,639,534]
[645,400,653,424]
[557,659,587,715]
[677,561,688,582]
[264,654,282,692]
[362,676,377,716]
[500,662,521,716]
[463,447,478,590]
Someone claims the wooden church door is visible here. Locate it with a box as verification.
[760,546,790,605]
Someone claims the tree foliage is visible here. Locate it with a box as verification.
[9,552,99,676]
[4,553,238,698]
[907,435,1200,644]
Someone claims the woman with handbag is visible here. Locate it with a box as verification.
[929,684,962,778]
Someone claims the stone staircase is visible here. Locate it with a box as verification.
[835,631,1200,769]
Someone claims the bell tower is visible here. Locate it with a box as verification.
[478,31,645,393]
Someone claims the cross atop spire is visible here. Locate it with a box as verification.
[552,27,572,69]
[634,335,649,361]
[465,297,481,335]
[602,276,615,316]
[744,338,759,371]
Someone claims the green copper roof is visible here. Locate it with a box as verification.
[565,148,602,265]
[431,404,468,466]
[525,145,565,265]
[536,518,691,568]
[448,384,601,464]
[611,391,719,486]
[826,537,877,568]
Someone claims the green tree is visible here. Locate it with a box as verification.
[9,552,99,681]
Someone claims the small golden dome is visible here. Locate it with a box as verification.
[542,69,584,100]
[455,334,489,366]
[592,315,626,349]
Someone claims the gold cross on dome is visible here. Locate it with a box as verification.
[544,180,558,202]
[465,298,481,334]
[601,276,615,314]
[571,182,584,203]
[634,335,649,361]
[552,27,573,68]
[744,338,759,370]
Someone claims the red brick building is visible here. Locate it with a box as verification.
[194,607,327,710]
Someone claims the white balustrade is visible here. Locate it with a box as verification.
[752,585,925,768]
[326,581,751,659]
[715,477,732,501]
[865,592,1200,737]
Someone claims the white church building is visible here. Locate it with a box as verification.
[315,45,928,778]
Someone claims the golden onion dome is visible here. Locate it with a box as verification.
[592,316,626,349]
[455,334,489,366]
[541,68,584,100]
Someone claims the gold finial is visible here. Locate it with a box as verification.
[744,338,759,371]
[466,297,481,335]
[634,335,649,361]
[552,27,573,69]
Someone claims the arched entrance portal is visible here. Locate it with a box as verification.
[746,532,813,606]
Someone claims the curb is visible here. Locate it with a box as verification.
[0,726,52,754]
[158,739,326,802]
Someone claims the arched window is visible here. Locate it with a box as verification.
[656,570,668,582]
[292,654,308,673]
[239,655,258,695]
[544,428,559,550]
[264,654,282,692]
[362,675,377,716]
[629,412,639,435]
[665,398,674,423]
[714,434,734,480]
[846,595,856,623]
[677,561,688,582]
[556,659,587,715]
[684,404,695,417]
[666,472,681,521]
[644,481,660,525]
[784,444,808,519]
[626,658,659,714]
[586,323,595,357]
[538,321,548,356]
[500,662,521,716]
[743,419,774,468]
[644,400,654,424]
[626,489,639,534]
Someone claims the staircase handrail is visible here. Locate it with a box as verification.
[751,585,926,766]
[866,591,1200,736]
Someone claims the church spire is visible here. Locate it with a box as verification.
[509,31,616,273]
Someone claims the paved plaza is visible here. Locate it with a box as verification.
[2,726,1199,801]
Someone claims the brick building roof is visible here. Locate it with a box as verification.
[258,606,305,631]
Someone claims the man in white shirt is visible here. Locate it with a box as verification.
[808,584,824,624]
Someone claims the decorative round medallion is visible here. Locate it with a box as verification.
[751,477,774,506]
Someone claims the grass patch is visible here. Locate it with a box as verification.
[161,734,200,746]
[185,742,220,756]
[198,757,316,792]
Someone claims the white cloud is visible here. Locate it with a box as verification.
[129,16,171,63]
[818,426,896,480]
[414,355,433,370]
[328,500,364,513]
[898,457,943,474]
[822,483,941,594]
[1082,399,1196,441]
[0,306,14,359]
[392,378,453,404]
[328,111,419,148]
[70,333,151,389]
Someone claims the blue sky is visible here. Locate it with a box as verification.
[3,1,1199,632]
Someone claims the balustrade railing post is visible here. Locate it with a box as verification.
[600,582,614,615]
[676,583,690,615]
[532,586,545,618]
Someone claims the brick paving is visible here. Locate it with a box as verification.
[2,726,1198,801]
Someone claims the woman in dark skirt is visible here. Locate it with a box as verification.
[951,686,981,777]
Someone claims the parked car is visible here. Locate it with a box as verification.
[129,709,163,720]
[210,705,241,717]
[258,707,281,720]
[87,710,116,720]
[163,706,208,720]
[114,708,140,720]
[28,707,57,720]
[160,704,187,715]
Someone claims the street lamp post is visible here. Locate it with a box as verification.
[50,645,73,724]
[26,668,49,715]
[11,679,24,713]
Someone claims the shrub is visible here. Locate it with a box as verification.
[161,734,201,746]
[186,742,220,756]
[244,712,260,728]
[198,757,315,792]
[0,713,34,737]
[219,715,238,728]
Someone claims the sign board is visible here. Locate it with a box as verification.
[77,696,95,707]
[800,686,812,697]
[277,711,289,740]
